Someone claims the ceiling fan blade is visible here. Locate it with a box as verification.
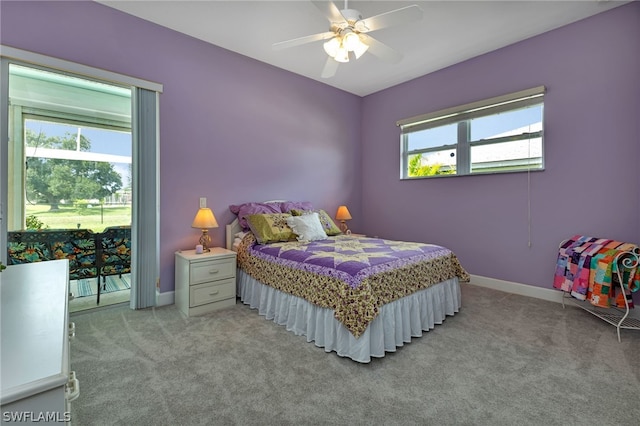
[273,31,335,50]
[360,34,403,64]
[321,57,339,79]
[311,0,347,25]
[359,5,423,33]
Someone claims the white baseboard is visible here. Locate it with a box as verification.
[469,274,640,319]
[469,274,564,304]
[156,290,174,307]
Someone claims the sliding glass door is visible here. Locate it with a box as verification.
[1,49,160,309]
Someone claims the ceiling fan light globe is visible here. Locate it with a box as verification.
[353,42,369,59]
[343,31,361,51]
[335,46,349,63]
[353,44,369,59]
[323,37,340,57]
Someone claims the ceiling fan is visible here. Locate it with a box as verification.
[273,1,423,78]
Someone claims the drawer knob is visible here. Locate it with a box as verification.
[208,269,219,274]
[209,290,220,296]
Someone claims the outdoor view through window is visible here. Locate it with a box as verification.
[24,120,132,233]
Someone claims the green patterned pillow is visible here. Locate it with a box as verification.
[290,209,342,236]
[246,213,296,244]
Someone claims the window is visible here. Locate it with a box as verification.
[398,86,545,179]
[7,64,132,232]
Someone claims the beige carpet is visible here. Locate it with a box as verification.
[68,284,639,425]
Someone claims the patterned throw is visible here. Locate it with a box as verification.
[237,234,469,338]
[553,235,640,309]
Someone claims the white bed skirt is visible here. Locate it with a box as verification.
[236,269,461,363]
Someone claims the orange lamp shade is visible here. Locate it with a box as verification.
[335,205,352,221]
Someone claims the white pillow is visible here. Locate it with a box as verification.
[286,212,328,242]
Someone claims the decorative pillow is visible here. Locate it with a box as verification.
[290,209,342,236]
[246,213,295,244]
[286,212,328,242]
[280,201,314,214]
[229,202,282,230]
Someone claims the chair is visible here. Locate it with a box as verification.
[7,229,98,280]
[96,226,132,305]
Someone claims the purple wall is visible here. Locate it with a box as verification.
[0,0,362,293]
[2,1,639,299]
[362,3,640,296]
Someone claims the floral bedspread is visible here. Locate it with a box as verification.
[237,234,469,338]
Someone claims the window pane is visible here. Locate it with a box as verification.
[25,120,131,155]
[407,123,457,151]
[470,104,542,141]
[23,119,132,231]
[407,150,456,177]
[470,137,542,173]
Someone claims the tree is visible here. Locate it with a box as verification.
[408,153,453,177]
[26,129,123,210]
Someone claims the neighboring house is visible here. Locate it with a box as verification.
[0,1,638,306]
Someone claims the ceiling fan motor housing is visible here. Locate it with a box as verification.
[340,9,363,25]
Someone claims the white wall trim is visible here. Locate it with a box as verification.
[0,45,163,92]
[156,290,175,307]
[469,274,640,320]
[469,274,564,304]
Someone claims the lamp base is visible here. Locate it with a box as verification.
[339,221,349,234]
[199,229,212,252]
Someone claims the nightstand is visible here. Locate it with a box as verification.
[175,247,237,316]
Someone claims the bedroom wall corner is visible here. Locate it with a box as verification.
[360,2,640,299]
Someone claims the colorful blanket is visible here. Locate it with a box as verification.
[553,235,640,309]
[237,234,469,338]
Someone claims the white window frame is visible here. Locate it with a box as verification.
[397,86,546,179]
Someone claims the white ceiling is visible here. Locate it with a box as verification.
[97,0,629,96]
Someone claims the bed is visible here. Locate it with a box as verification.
[225,202,469,363]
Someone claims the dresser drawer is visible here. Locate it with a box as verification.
[190,258,235,285]
[189,278,235,307]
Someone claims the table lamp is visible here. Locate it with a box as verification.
[191,207,219,252]
[335,205,352,234]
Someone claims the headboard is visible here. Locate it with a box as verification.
[225,219,241,251]
[225,200,286,250]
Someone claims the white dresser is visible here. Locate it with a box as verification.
[175,248,237,316]
[1,260,79,424]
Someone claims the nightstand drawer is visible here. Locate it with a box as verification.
[190,258,235,284]
[189,278,235,307]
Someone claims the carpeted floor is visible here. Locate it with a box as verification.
[68,284,639,426]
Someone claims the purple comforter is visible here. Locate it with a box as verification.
[238,234,469,337]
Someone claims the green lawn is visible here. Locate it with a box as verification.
[25,204,131,233]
